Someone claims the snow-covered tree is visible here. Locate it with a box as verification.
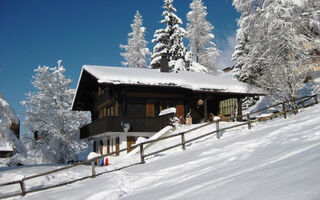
[186,0,219,72]
[150,0,187,69]
[120,11,150,68]
[0,95,25,156]
[232,0,261,84]
[233,0,319,103]
[22,60,90,164]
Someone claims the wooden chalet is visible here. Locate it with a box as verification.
[72,57,264,156]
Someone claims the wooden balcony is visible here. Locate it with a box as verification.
[80,115,170,139]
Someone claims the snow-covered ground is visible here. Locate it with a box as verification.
[1,104,320,200]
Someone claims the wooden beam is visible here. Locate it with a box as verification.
[237,98,243,122]
[204,97,208,121]
[126,92,184,99]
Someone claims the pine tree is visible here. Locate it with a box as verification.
[150,0,186,69]
[186,0,219,72]
[232,0,262,84]
[120,11,150,68]
[232,14,256,84]
[22,60,90,164]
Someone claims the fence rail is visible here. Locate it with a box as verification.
[0,94,318,199]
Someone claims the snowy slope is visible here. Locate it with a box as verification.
[1,104,320,200]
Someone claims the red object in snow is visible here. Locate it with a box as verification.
[104,158,108,166]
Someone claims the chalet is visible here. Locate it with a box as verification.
[72,57,265,156]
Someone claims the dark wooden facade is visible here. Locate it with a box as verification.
[72,70,260,140]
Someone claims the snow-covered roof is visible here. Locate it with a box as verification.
[159,107,176,116]
[80,65,265,95]
[0,146,13,152]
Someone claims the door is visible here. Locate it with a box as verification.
[176,101,185,122]
[127,136,136,153]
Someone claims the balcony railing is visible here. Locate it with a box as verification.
[80,115,170,139]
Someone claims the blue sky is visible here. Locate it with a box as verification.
[0,0,239,133]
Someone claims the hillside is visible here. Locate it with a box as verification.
[1,103,320,200]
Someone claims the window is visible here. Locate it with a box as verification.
[98,86,105,96]
[219,98,237,116]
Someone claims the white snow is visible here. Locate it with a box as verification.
[80,65,265,95]
[1,104,320,199]
[87,152,101,160]
[213,116,221,121]
[0,105,320,200]
[158,107,176,116]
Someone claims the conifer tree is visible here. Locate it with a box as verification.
[186,0,219,72]
[150,0,186,69]
[120,11,149,68]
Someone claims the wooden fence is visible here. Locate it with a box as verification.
[0,94,318,199]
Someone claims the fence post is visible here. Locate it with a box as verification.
[315,95,319,104]
[282,102,287,119]
[181,133,186,150]
[140,143,145,164]
[302,100,305,108]
[293,98,298,115]
[91,161,96,178]
[247,114,251,130]
[216,120,220,139]
[19,179,26,196]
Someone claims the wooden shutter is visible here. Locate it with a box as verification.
[146,103,155,117]
[127,136,136,153]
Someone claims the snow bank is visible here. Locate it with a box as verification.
[87,152,101,160]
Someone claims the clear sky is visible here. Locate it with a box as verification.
[0,0,240,133]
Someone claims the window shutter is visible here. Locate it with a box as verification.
[146,103,155,117]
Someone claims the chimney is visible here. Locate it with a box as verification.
[160,53,169,72]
